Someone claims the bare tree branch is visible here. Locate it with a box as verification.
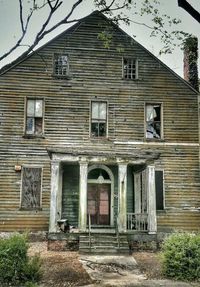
[178,0,200,23]
[38,0,83,37]
[19,0,25,33]
[0,0,198,72]
[0,1,34,62]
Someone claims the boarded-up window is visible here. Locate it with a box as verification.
[155,170,164,210]
[26,99,43,135]
[54,54,69,76]
[91,101,107,137]
[21,167,42,210]
[123,58,138,79]
[146,104,162,139]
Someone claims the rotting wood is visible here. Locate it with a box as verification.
[0,12,199,232]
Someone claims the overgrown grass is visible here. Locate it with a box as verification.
[0,233,41,286]
[161,233,200,281]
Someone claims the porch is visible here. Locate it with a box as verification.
[47,149,159,240]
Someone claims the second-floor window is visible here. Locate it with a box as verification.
[54,54,69,77]
[145,103,162,139]
[91,101,107,137]
[26,99,44,136]
[123,58,138,79]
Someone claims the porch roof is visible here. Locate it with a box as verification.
[47,147,160,165]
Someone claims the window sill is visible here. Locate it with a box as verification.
[145,138,164,142]
[156,209,166,214]
[23,134,45,139]
[122,78,139,81]
[19,207,42,211]
[52,74,71,80]
[90,136,110,141]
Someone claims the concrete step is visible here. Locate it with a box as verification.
[79,234,129,254]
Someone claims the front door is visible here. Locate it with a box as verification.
[87,183,110,225]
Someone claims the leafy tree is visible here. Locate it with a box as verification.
[0,0,198,71]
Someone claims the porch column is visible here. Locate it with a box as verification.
[49,160,62,233]
[79,161,88,232]
[118,163,127,233]
[134,172,141,214]
[146,165,157,234]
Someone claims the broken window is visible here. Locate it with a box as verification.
[155,170,164,210]
[54,54,69,76]
[91,101,107,137]
[26,99,43,135]
[123,58,138,79]
[145,104,162,139]
[21,167,42,210]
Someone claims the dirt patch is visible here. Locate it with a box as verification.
[28,242,93,287]
[133,251,163,279]
[28,243,199,287]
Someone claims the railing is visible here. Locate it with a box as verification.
[88,213,92,252]
[115,216,120,249]
[127,213,148,231]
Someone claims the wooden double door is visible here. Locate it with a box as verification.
[87,183,111,225]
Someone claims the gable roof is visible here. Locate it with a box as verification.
[0,10,198,94]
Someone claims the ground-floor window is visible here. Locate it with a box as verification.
[155,170,164,210]
[21,166,42,210]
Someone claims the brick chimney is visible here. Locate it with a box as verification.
[184,36,199,91]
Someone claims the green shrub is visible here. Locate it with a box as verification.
[0,233,41,286]
[23,255,42,283]
[161,233,200,281]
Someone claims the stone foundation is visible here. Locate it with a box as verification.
[48,232,79,251]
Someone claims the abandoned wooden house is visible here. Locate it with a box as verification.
[0,11,199,252]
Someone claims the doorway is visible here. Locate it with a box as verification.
[87,165,114,226]
[87,183,111,225]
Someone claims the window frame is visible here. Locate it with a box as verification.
[122,57,138,80]
[155,169,165,211]
[53,53,70,78]
[24,97,45,138]
[90,100,108,138]
[144,102,163,140]
[20,165,43,211]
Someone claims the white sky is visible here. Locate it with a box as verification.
[0,0,199,78]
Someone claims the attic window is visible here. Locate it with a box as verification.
[123,58,138,79]
[54,54,69,77]
[145,104,162,139]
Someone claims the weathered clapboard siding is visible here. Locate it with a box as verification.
[0,12,199,232]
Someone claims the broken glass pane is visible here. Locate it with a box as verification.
[146,104,161,139]
[26,117,34,134]
[123,58,128,78]
[146,105,155,122]
[55,55,69,76]
[99,123,106,137]
[35,100,43,117]
[146,123,160,139]
[91,122,98,137]
[27,100,35,117]
[59,55,68,66]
